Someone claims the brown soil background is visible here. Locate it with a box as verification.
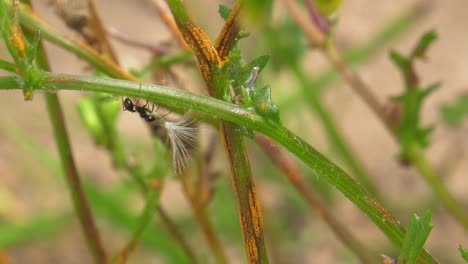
[0,0,467,263]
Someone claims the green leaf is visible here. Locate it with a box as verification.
[77,97,107,145]
[0,0,44,100]
[251,85,280,123]
[390,31,439,155]
[315,0,343,15]
[265,19,306,70]
[393,83,438,153]
[440,94,468,127]
[218,4,231,21]
[389,50,410,74]
[399,211,433,264]
[0,213,72,247]
[460,245,468,263]
[242,0,273,27]
[413,31,437,59]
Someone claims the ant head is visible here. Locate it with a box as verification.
[123,98,134,111]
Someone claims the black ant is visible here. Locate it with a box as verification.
[122,97,158,122]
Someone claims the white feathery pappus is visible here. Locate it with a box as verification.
[122,95,198,175]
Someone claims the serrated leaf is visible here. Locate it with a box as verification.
[390,31,439,155]
[460,245,468,263]
[251,85,280,123]
[218,5,231,21]
[399,211,433,264]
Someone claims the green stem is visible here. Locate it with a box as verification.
[292,64,380,198]
[45,94,109,263]
[136,51,193,77]
[0,59,16,72]
[406,144,468,230]
[0,74,437,263]
[5,0,136,81]
[17,0,108,260]
[117,186,161,262]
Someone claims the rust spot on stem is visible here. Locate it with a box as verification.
[368,197,397,224]
[215,2,241,61]
[10,27,25,57]
[247,237,259,263]
[249,188,263,237]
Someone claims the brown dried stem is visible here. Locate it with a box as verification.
[156,205,200,263]
[21,1,108,262]
[180,170,228,264]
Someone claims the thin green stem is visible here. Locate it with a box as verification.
[0,74,437,263]
[114,186,161,263]
[282,0,467,231]
[406,144,468,230]
[4,0,137,81]
[291,64,380,198]
[256,135,375,263]
[155,206,200,264]
[0,60,16,73]
[136,51,193,77]
[45,93,108,263]
[17,0,108,261]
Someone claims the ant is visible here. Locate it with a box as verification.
[122,97,158,122]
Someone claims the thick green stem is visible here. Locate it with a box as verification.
[0,74,437,263]
[406,144,468,230]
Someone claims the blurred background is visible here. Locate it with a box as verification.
[0,0,467,263]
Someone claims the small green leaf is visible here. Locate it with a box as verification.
[440,94,468,127]
[218,5,231,21]
[315,0,343,15]
[0,213,71,247]
[413,31,437,59]
[399,211,433,264]
[243,0,273,27]
[245,55,269,74]
[389,50,410,73]
[77,97,107,145]
[265,19,306,70]
[460,245,468,263]
[251,85,280,123]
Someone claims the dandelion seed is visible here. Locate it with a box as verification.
[163,112,198,175]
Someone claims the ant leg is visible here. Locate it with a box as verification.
[160,110,172,119]
[135,83,143,105]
